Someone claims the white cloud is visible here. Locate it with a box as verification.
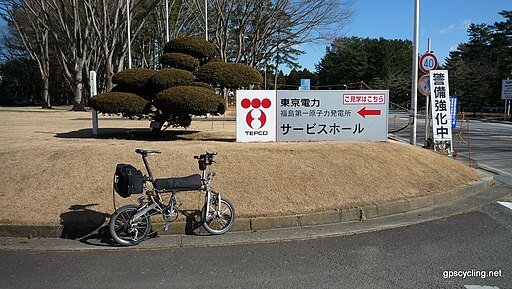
[435,19,472,34]
[439,24,455,34]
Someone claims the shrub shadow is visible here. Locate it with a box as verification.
[55,128,202,141]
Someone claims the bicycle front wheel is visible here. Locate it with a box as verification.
[109,204,152,246]
[202,197,235,235]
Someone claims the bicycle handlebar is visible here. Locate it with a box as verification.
[194,151,217,160]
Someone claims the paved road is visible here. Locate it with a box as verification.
[1,201,511,289]
[389,111,512,176]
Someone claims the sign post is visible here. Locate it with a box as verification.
[90,71,98,136]
[502,80,512,120]
[419,51,438,148]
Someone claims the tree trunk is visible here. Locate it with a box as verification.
[41,77,51,109]
[72,71,85,111]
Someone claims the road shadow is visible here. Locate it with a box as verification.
[60,204,110,240]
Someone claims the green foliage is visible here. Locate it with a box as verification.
[163,37,218,60]
[89,92,149,118]
[285,68,317,89]
[0,58,42,105]
[161,53,200,71]
[111,68,157,98]
[154,86,225,116]
[198,61,262,89]
[316,37,412,104]
[445,10,512,113]
[90,36,260,130]
[148,68,196,94]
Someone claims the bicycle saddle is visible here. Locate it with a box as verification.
[135,149,161,156]
[154,174,202,191]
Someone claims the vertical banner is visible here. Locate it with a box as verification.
[236,90,277,142]
[429,70,452,142]
[449,96,458,129]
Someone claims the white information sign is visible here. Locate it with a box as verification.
[502,80,512,100]
[236,90,389,142]
[429,70,452,142]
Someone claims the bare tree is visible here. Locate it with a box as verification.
[201,0,354,69]
[1,0,52,108]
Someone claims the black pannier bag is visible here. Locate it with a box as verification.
[114,164,144,198]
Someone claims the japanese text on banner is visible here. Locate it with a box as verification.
[429,70,452,141]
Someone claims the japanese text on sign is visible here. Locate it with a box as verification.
[343,94,385,105]
[429,70,452,142]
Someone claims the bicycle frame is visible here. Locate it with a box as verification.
[133,151,220,226]
[109,149,235,245]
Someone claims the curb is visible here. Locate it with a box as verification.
[0,176,495,239]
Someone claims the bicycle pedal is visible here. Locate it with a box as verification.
[164,223,169,231]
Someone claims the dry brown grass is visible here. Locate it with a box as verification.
[0,106,483,225]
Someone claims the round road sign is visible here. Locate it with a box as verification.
[418,74,430,96]
[419,52,438,73]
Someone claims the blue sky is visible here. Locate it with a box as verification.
[294,0,512,73]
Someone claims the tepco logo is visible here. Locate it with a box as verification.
[241,98,272,129]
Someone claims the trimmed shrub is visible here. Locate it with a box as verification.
[163,37,217,60]
[148,68,196,94]
[111,68,157,98]
[187,82,212,89]
[197,61,262,88]
[161,53,200,71]
[112,68,156,88]
[90,92,148,118]
[154,86,226,116]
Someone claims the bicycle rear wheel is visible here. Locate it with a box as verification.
[202,197,235,235]
[109,204,152,246]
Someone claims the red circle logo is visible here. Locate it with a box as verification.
[241,98,271,129]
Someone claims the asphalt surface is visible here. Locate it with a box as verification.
[1,194,511,289]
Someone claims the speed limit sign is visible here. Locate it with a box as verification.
[419,52,438,73]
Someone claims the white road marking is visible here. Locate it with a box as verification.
[464,286,500,289]
[497,201,512,210]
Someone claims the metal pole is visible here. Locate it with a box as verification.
[507,100,511,120]
[410,0,420,145]
[205,0,208,41]
[127,0,132,69]
[424,38,431,147]
[165,0,169,42]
